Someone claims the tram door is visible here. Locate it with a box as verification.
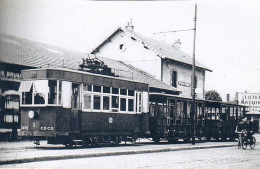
[71,83,80,131]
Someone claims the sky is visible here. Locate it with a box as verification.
[0,0,259,101]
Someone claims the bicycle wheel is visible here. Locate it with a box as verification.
[250,137,256,149]
[242,138,247,150]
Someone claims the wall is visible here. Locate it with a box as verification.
[95,31,162,80]
[162,61,205,99]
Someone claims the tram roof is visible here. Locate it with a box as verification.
[149,92,205,102]
[22,67,148,84]
[205,99,247,107]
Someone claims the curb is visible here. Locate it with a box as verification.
[0,144,236,165]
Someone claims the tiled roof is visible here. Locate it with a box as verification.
[92,27,212,72]
[0,33,180,93]
[0,33,84,69]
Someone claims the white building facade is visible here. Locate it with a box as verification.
[91,24,211,99]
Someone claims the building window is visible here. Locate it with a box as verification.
[172,71,177,87]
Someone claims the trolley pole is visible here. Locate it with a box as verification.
[191,4,197,145]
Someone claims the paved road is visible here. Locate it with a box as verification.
[2,134,260,169]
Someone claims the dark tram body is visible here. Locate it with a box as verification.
[148,94,246,142]
[204,100,245,141]
[18,68,149,146]
[18,68,247,146]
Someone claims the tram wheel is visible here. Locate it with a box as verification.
[152,137,160,143]
[221,137,227,142]
[250,137,256,149]
[65,143,73,148]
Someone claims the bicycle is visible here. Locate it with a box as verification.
[237,130,256,149]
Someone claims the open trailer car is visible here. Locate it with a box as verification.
[18,68,149,147]
[204,100,247,141]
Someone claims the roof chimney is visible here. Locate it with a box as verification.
[227,94,230,102]
[173,39,181,49]
[125,18,134,31]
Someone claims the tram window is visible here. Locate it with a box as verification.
[19,81,32,104]
[112,96,119,112]
[93,86,101,93]
[112,88,119,94]
[187,103,191,118]
[83,94,91,109]
[103,96,110,110]
[103,86,110,93]
[48,80,57,104]
[149,103,155,117]
[136,92,142,112]
[238,108,241,118]
[14,115,19,123]
[128,99,134,112]
[34,80,48,105]
[22,87,32,104]
[58,81,62,104]
[120,98,126,111]
[62,81,72,108]
[5,95,19,109]
[4,115,13,123]
[230,107,234,116]
[128,90,134,96]
[93,95,101,110]
[83,84,92,92]
[120,89,127,95]
[176,102,181,120]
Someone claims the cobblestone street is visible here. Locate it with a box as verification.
[1,134,259,169]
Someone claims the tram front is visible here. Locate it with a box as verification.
[18,69,73,145]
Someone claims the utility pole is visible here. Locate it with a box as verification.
[191,4,197,145]
[153,4,198,145]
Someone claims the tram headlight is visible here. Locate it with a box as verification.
[28,110,35,119]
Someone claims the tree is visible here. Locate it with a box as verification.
[205,90,222,101]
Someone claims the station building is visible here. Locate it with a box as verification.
[91,23,212,99]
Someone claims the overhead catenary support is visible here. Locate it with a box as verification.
[191,4,197,145]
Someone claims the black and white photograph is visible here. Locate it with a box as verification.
[0,0,259,168]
